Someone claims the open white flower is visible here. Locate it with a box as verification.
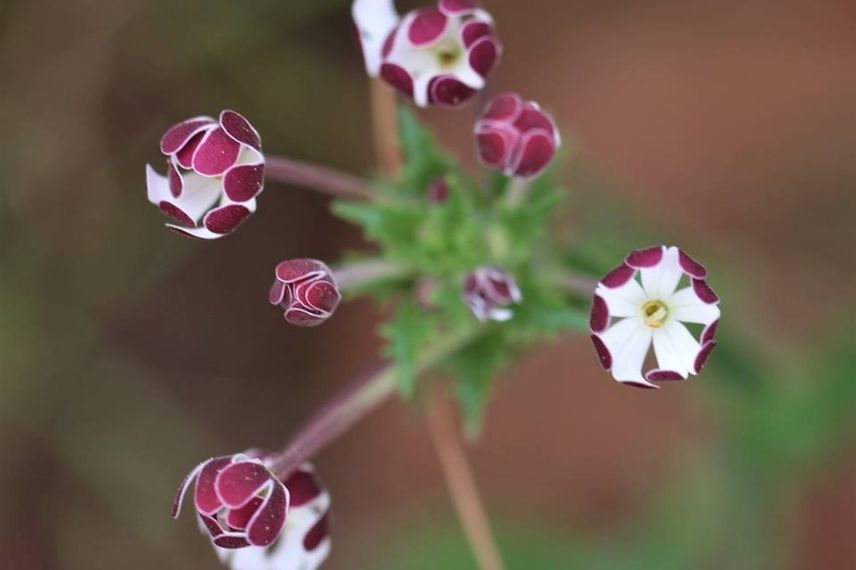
[590,246,720,389]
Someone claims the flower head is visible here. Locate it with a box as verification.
[216,464,331,570]
[353,0,501,107]
[475,92,560,178]
[173,453,289,549]
[590,246,721,389]
[146,110,264,239]
[463,266,522,322]
[269,259,342,327]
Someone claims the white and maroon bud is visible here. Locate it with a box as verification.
[426,177,449,203]
[146,110,265,239]
[215,463,332,570]
[462,266,522,322]
[269,259,342,327]
[353,0,501,107]
[475,92,560,178]
[590,245,721,390]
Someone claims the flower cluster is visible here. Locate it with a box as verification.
[354,0,501,107]
[147,111,265,239]
[590,246,720,389]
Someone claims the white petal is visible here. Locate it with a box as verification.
[145,164,172,205]
[667,286,721,325]
[652,320,700,377]
[596,279,646,318]
[353,0,399,76]
[640,245,683,300]
[174,172,224,223]
[600,317,653,383]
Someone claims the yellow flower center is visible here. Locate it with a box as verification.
[642,299,669,329]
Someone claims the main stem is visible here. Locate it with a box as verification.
[367,77,507,570]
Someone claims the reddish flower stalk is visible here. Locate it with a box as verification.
[264,155,373,200]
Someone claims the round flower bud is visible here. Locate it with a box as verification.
[269,259,342,327]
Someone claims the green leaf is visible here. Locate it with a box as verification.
[382,299,436,397]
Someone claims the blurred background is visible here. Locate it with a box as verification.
[2,0,856,568]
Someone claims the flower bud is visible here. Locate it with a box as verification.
[269,259,341,327]
[474,92,560,178]
[426,177,449,203]
[462,266,522,322]
[146,110,265,239]
[354,0,501,107]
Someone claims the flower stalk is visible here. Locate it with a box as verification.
[265,155,372,200]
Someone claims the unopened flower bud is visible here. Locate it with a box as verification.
[475,92,560,178]
[426,177,449,203]
[269,259,341,327]
[146,111,264,239]
[462,266,522,322]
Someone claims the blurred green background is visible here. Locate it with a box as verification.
[2,0,856,569]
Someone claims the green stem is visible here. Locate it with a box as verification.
[332,259,412,292]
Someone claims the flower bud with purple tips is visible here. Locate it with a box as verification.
[353,0,501,107]
[474,92,560,178]
[269,259,342,327]
[146,110,265,239]
[462,266,522,322]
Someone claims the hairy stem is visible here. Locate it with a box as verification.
[332,259,411,291]
[270,327,481,480]
[265,155,372,200]
[549,268,598,297]
[427,395,507,570]
[505,176,532,206]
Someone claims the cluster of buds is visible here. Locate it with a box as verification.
[354,0,501,107]
[462,266,522,322]
[174,452,330,570]
[147,110,265,239]
[590,245,720,389]
[269,259,342,327]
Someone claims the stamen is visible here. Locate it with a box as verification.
[642,299,669,328]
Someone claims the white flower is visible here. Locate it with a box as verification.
[590,246,720,389]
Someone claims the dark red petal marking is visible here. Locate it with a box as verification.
[622,380,660,390]
[213,535,251,549]
[590,295,609,332]
[302,280,340,313]
[600,263,635,288]
[475,126,515,169]
[692,278,720,304]
[512,130,556,177]
[482,92,523,122]
[429,76,476,107]
[204,205,252,235]
[646,369,685,382]
[220,110,262,151]
[590,334,612,370]
[223,164,264,202]
[284,468,323,508]
[381,26,398,58]
[176,131,206,169]
[159,201,195,227]
[513,107,555,135]
[192,127,242,176]
[407,8,448,46]
[702,319,719,344]
[626,246,664,269]
[303,511,331,552]
[269,280,287,305]
[285,307,325,327]
[439,0,476,15]
[275,259,327,283]
[461,21,491,48]
[678,249,707,278]
[172,463,203,518]
[226,496,264,530]
[216,461,272,509]
[380,64,414,98]
[246,481,288,547]
[199,513,226,537]
[694,340,717,373]
[195,456,233,515]
[427,178,449,203]
[160,118,216,155]
[168,162,184,198]
[468,36,498,77]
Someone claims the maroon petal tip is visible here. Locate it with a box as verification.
[626,245,664,269]
[600,263,635,288]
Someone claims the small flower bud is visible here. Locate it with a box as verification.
[353,0,501,107]
[146,110,265,239]
[426,177,449,203]
[590,245,721,389]
[269,259,342,327]
[474,92,560,178]
[462,266,522,322]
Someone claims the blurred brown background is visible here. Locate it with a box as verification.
[2,0,855,569]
